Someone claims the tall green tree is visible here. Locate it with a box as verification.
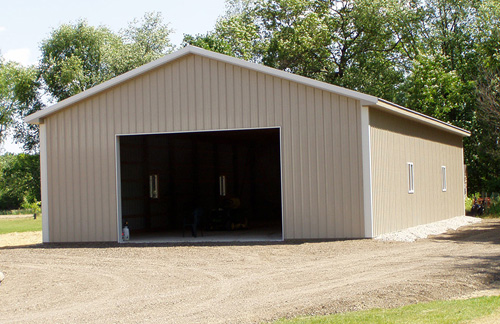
[39,12,173,102]
[0,58,19,142]
[0,58,42,153]
[39,21,120,101]
[116,11,174,74]
[254,0,424,100]
[184,0,261,62]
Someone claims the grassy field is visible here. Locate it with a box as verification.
[0,216,42,235]
[272,296,500,324]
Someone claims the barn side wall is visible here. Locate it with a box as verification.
[369,108,465,236]
[43,54,365,242]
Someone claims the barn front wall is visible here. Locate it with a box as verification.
[42,53,366,242]
[369,108,465,236]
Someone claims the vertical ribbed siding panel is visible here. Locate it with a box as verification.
[257,73,266,127]
[84,100,94,241]
[151,71,159,133]
[128,82,136,133]
[208,60,220,129]
[157,68,166,132]
[323,92,334,237]
[143,74,152,132]
[316,89,327,238]
[307,87,319,237]
[241,69,251,129]
[89,98,100,241]
[105,91,115,240]
[218,61,227,129]
[135,77,144,133]
[95,96,104,240]
[187,56,197,131]
[56,113,66,241]
[172,61,181,131]
[99,94,110,240]
[348,99,360,237]
[46,118,56,240]
[202,58,211,129]
[370,108,465,236]
[194,56,205,130]
[226,63,235,128]
[274,78,283,125]
[179,58,189,131]
[249,71,258,127]
[339,97,351,237]
[331,94,343,237]
[58,110,68,241]
[165,64,174,131]
[354,100,364,238]
[266,75,274,126]
[71,106,81,241]
[289,82,301,237]
[281,79,293,238]
[233,67,243,129]
[297,85,310,238]
[78,102,89,241]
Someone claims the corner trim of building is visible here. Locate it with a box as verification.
[361,106,374,238]
[40,123,50,243]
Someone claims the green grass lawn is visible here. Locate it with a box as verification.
[0,216,42,235]
[272,296,500,324]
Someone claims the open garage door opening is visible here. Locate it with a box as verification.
[117,128,283,242]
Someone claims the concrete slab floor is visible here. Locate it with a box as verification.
[122,228,283,243]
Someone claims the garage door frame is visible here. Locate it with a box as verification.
[115,126,284,243]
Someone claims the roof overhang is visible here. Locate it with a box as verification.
[25,46,379,124]
[370,99,470,137]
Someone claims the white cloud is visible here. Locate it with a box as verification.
[3,48,34,66]
[0,26,6,32]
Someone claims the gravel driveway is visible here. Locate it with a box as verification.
[1,219,500,324]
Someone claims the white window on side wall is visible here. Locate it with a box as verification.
[407,162,414,194]
[442,166,447,192]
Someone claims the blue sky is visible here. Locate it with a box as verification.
[0,0,227,152]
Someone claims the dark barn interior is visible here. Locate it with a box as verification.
[119,128,282,241]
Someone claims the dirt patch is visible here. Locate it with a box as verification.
[0,231,42,248]
[1,220,500,324]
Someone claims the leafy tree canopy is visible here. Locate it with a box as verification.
[39,12,173,102]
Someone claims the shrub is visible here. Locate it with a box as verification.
[0,153,40,210]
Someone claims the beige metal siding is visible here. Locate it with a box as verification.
[370,108,465,236]
[44,54,365,242]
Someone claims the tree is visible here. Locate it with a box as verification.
[39,12,174,102]
[39,21,120,101]
[0,58,42,153]
[0,153,40,210]
[254,0,424,100]
[183,0,261,62]
[0,59,18,142]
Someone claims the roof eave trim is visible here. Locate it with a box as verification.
[374,99,471,137]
